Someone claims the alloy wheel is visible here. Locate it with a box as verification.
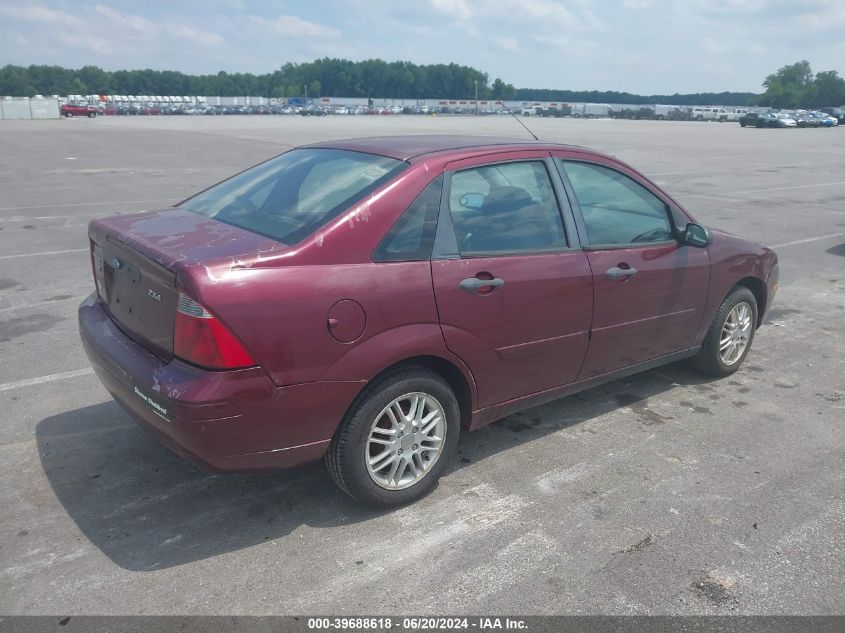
[365,392,447,490]
[720,301,753,365]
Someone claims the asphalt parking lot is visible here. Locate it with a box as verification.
[1,115,843,615]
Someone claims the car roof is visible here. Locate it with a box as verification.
[299,135,587,162]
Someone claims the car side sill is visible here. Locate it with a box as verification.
[468,346,700,430]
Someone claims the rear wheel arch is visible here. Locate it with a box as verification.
[357,355,475,431]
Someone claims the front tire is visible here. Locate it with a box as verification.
[326,367,461,507]
[692,287,758,377]
[65,111,73,118]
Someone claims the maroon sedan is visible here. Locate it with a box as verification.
[79,136,778,506]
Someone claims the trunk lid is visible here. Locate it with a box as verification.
[89,208,284,359]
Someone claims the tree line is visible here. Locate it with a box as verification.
[760,60,845,109]
[0,59,508,101]
[0,58,842,108]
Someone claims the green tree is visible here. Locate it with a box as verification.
[806,70,845,108]
[491,78,516,100]
[760,60,813,108]
[70,77,88,95]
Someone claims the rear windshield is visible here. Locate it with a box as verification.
[179,149,406,244]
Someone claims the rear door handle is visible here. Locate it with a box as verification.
[606,266,638,280]
[459,277,505,293]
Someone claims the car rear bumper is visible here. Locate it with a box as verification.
[78,293,362,472]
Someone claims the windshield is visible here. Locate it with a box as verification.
[179,148,406,244]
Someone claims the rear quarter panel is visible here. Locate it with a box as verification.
[180,261,452,387]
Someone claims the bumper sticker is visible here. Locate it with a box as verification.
[134,386,169,421]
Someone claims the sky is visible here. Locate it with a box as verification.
[1,0,843,94]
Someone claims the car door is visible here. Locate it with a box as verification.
[431,153,593,408]
[555,156,710,379]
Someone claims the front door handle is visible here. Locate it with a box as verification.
[459,276,505,293]
[606,266,638,280]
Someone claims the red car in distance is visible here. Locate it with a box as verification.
[61,103,97,118]
[79,136,778,506]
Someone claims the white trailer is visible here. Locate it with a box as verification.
[572,103,611,118]
[653,104,681,119]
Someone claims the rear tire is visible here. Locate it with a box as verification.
[326,367,461,507]
[692,287,758,377]
[65,112,73,118]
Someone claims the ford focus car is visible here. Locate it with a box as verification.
[79,136,778,506]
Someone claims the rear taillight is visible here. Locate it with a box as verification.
[174,292,256,369]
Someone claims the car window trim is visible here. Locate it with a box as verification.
[431,170,461,260]
[554,157,683,251]
[439,157,574,259]
[371,173,445,263]
[544,155,583,250]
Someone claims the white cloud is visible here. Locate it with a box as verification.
[794,2,845,30]
[59,32,113,55]
[245,14,341,38]
[429,0,473,21]
[517,0,603,31]
[93,5,226,47]
[533,33,597,56]
[701,36,764,55]
[495,36,519,51]
[93,4,153,35]
[622,0,651,9]
[0,5,82,27]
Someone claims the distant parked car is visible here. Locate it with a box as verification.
[61,103,96,118]
[773,113,797,128]
[792,111,820,128]
[811,111,839,127]
[820,107,845,124]
[79,136,778,506]
[739,112,773,128]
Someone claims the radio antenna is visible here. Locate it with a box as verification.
[502,102,540,141]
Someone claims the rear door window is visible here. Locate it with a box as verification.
[447,161,566,255]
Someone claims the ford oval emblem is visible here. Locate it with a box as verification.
[111,257,122,269]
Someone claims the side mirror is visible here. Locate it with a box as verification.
[682,222,712,247]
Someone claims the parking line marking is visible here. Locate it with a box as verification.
[0,214,112,223]
[647,160,826,178]
[773,231,845,249]
[0,198,177,212]
[0,368,93,392]
[0,248,88,260]
[0,295,84,314]
[728,181,845,195]
[0,215,78,222]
